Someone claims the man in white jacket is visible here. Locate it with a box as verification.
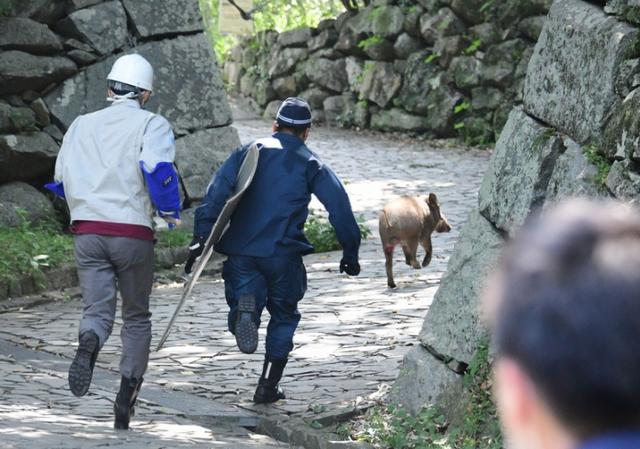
[46,54,180,430]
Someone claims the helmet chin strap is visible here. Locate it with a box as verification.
[107,92,140,102]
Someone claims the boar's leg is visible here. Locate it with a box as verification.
[401,245,412,266]
[384,245,396,288]
[422,236,433,267]
[407,238,422,269]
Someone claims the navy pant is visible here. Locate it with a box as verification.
[222,255,307,360]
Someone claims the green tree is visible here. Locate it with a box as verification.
[200,0,348,63]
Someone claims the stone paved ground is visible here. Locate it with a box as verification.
[0,105,489,447]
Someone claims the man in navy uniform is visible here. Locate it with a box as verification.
[190,97,361,403]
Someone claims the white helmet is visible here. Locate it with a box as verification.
[107,53,154,92]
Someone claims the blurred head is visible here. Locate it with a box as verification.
[106,53,154,106]
[484,200,640,449]
[273,97,312,141]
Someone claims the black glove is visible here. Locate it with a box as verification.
[340,258,361,276]
[185,236,206,274]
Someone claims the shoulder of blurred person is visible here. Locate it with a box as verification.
[484,199,640,449]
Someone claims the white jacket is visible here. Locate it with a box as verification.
[54,99,175,228]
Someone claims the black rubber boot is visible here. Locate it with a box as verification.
[253,358,287,404]
[114,376,143,430]
[68,330,100,397]
[235,294,258,354]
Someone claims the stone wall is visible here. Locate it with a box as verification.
[223,0,551,144]
[391,0,640,423]
[0,0,240,228]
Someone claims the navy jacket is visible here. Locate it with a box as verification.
[579,432,640,449]
[194,132,361,263]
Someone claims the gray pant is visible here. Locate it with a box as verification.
[74,234,154,379]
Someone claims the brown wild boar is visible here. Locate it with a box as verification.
[379,194,451,288]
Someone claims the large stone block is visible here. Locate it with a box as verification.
[344,57,364,93]
[0,102,38,133]
[308,28,338,52]
[425,79,463,137]
[603,87,640,160]
[418,210,504,364]
[523,0,638,144]
[0,51,76,95]
[605,0,640,25]
[8,0,67,25]
[44,34,232,134]
[223,61,244,89]
[0,17,63,54]
[393,33,423,60]
[371,108,428,132]
[360,61,402,108]
[57,1,128,55]
[298,86,333,109]
[0,182,57,228]
[545,138,607,201]
[450,0,486,25]
[278,28,312,48]
[323,95,349,126]
[390,345,465,416]
[398,51,439,114]
[419,8,465,45]
[348,5,405,38]
[369,5,405,37]
[122,0,203,38]
[606,160,640,203]
[478,107,563,236]
[175,126,241,200]
[272,76,298,99]
[305,58,348,94]
[0,133,59,183]
[268,48,308,78]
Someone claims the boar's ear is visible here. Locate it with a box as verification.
[427,193,439,207]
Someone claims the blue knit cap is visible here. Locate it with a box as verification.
[276,97,312,128]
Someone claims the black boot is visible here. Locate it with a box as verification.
[253,358,287,404]
[68,330,100,397]
[235,294,258,354]
[114,376,143,430]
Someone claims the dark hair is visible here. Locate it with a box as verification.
[108,80,142,96]
[275,121,310,137]
[486,200,640,438]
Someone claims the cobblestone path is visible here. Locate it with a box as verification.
[0,108,489,448]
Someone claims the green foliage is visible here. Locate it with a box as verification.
[358,35,384,50]
[465,38,482,55]
[155,228,192,249]
[199,0,238,65]
[0,0,12,16]
[349,342,502,449]
[200,0,346,62]
[454,122,465,130]
[404,5,419,15]
[424,53,439,64]
[480,0,496,15]
[369,5,384,20]
[454,101,471,115]
[584,144,612,187]
[356,61,375,91]
[0,213,196,285]
[0,214,74,284]
[304,213,371,253]
[438,17,452,31]
[251,0,345,33]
